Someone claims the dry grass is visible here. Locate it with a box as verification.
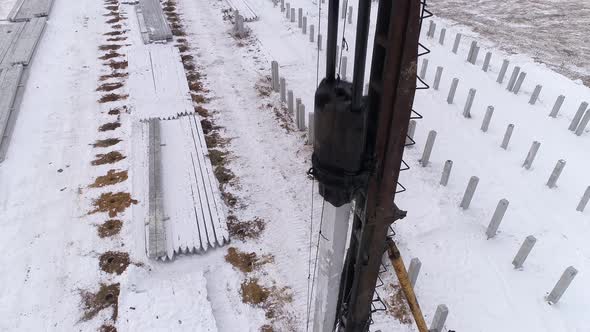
[93,138,121,148]
[98,93,128,103]
[98,122,121,131]
[97,82,124,92]
[90,192,137,218]
[99,251,130,275]
[227,215,266,241]
[225,247,274,273]
[90,170,128,188]
[91,151,126,166]
[386,284,413,325]
[97,219,123,238]
[80,283,120,321]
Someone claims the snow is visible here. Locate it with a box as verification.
[0,0,18,20]
[1,0,588,330]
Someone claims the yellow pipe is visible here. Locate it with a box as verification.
[386,238,429,332]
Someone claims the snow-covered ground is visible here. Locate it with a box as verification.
[0,0,588,331]
[431,0,590,87]
[0,0,17,20]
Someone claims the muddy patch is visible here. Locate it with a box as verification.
[99,52,123,60]
[99,72,129,81]
[99,44,123,51]
[105,60,128,70]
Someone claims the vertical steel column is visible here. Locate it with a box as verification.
[326,0,340,81]
[351,0,372,108]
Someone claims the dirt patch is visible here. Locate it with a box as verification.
[240,279,293,323]
[111,24,123,30]
[90,192,138,218]
[227,215,266,241]
[107,106,125,115]
[177,44,189,53]
[99,72,129,81]
[260,325,273,332]
[255,76,273,97]
[186,72,202,82]
[225,247,274,273]
[105,60,128,70]
[98,219,123,238]
[100,325,117,332]
[99,93,128,103]
[106,36,127,42]
[183,61,195,71]
[91,151,126,166]
[99,251,130,275]
[181,54,193,63]
[200,119,216,135]
[214,166,235,186]
[104,30,125,36]
[105,5,118,10]
[93,138,121,148]
[222,191,239,208]
[106,17,122,24]
[191,94,208,104]
[80,283,120,321]
[386,284,413,325]
[195,106,209,117]
[99,122,121,131]
[171,28,186,37]
[188,80,205,93]
[208,149,228,167]
[205,132,229,149]
[99,52,123,60]
[99,44,123,51]
[97,82,124,92]
[90,170,128,188]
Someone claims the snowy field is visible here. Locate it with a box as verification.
[431,0,590,86]
[0,0,588,331]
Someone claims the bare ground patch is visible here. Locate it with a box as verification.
[204,132,229,149]
[99,72,128,81]
[99,325,117,332]
[91,151,126,166]
[227,215,266,241]
[255,76,272,97]
[99,44,123,51]
[98,122,121,132]
[99,251,130,275]
[386,284,413,325]
[99,52,123,60]
[97,219,123,238]
[80,283,120,321]
[93,138,121,148]
[98,93,128,103]
[225,247,274,273]
[104,60,128,70]
[90,192,137,218]
[97,82,124,92]
[90,170,128,188]
[240,278,294,326]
